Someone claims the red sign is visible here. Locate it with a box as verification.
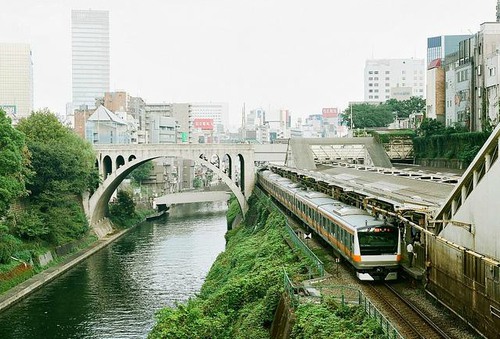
[322,107,338,118]
[193,118,214,131]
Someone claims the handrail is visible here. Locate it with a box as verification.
[283,268,299,308]
[434,125,500,227]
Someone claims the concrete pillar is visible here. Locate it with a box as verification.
[243,150,255,198]
[461,185,467,207]
[473,170,478,188]
[485,153,491,172]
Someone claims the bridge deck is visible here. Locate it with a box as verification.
[154,191,230,206]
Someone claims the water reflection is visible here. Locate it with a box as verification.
[0,201,228,339]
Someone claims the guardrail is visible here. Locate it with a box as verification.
[283,268,299,308]
[253,186,324,277]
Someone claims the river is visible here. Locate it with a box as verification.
[0,201,228,339]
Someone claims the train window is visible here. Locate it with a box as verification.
[494,266,500,282]
[358,226,398,255]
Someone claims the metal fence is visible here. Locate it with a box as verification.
[282,270,403,338]
[253,186,324,277]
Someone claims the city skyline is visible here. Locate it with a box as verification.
[0,0,495,128]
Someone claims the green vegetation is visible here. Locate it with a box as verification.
[413,119,489,165]
[341,97,425,129]
[385,97,425,119]
[292,300,384,339]
[11,110,98,245]
[0,109,103,292]
[193,176,203,189]
[341,103,394,129]
[149,195,385,338]
[128,161,153,184]
[149,195,298,338]
[109,189,150,228]
[0,109,30,217]
[371,129,416,144]
[226,195,241,226]
[0,109,154,294]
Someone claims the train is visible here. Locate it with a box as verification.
[257,168,401,281]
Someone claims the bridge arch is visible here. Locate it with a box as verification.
[116,155,125,169]
[88,144,255,231]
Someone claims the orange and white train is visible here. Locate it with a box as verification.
[258,169,401,281]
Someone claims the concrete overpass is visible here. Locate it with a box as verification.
[86,138,390,236]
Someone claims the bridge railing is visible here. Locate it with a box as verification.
[433,125,500,233]
[253,186,324,277]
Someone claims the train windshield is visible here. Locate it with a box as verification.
[358,226,398,255]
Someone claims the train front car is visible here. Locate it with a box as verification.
[352,219,401,281]
[258,169,401,281]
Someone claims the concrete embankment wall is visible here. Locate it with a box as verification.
[0,228,128,312]
[270,295,295,339]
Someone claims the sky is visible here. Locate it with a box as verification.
[0,0,496,128]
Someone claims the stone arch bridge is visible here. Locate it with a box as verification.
[86,144,255,234]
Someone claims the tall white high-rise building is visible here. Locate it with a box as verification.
[364,59,425,103]
[71,9,110,110]
[0,43,33,119]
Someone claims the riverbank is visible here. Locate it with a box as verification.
[0,201,229,339]
[0,227,131,312]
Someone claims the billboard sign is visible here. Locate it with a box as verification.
[322,107,338,118]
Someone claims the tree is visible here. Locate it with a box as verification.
[0,109,31,216]
[341,103,394,129]
[128,161,154,184]
[386,97,425,118]
[417,118,446,137]
[16,110,98,196]
[109,190,136,223]
[14,110,97,244]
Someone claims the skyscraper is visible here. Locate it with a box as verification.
[71,9,110,110]
[0,43,33,120]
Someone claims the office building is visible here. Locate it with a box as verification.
[427,35,471,67]
[364,59,425,103]
[71,9,110,110]
[190,102,228,132]
[0,43,33,119]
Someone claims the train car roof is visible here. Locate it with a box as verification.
[318,204,386,229]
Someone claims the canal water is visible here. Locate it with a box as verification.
[0,201,228,339]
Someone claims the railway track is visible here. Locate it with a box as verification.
[266,188,471,338]
[364,283,451,339]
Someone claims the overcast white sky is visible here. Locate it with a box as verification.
[0,0,496,128]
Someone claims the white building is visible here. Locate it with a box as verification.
[189,102,228,132]
[0,43,33,119]
[364,59,425,103]
[85,105,130,144]
[71,10,110,110]
[474,22,500,130]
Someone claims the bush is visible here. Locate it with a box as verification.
[413,132,489,164]
[0,230,22,264]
